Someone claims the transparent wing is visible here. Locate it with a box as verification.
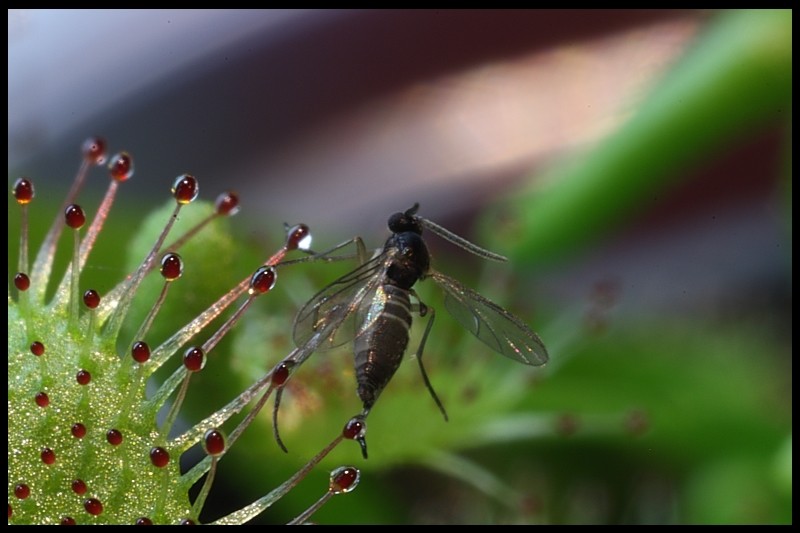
[428,270,549,366]
[292,251,390,351]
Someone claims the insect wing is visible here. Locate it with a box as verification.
[292,252,388,351]
[428,270,549,366]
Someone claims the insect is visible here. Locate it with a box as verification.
[275,203,548,457]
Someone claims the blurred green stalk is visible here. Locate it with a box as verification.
[488,9,792,266]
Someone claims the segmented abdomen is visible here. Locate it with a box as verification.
[354,284,412,411]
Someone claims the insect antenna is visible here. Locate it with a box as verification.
[417,214,508,262]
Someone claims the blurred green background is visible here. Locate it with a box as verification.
[9,9,791,524]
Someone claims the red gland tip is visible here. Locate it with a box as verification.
[13,177,35,204]
[215,191,240,216]
[108,152,134,182]
[82,136,107,165]
[172,174,199,204]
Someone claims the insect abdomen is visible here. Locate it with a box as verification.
[354,284,412,411]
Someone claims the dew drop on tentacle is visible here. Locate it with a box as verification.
[35,392,49,407]
[271,361,295,386]
[14,272,30,292]
[40,447,56,465]
[342,417,369,459]
[107,151,134,182]
[284,223,312,251]
[60,516,77,525]
[135,517,154,525]
[83,289,101,309]
[82,136,107,165]
[342,417,366,440]
[287,464,361,525]
[203,429,226,456]
[214,191,240,217]
[30,341,45,356]
[179,518,196,525]
[71,423,87,439]
[132,341,151,364]
[329,466,360,495]
[160,253,184,281]
[249,266,277,295]
[106,429,124,446]
[65,204,86,229]
[150,446,170,468]
[13,177,35,204]
[71,478,87,495]
[83,497,104,516]
[76,369,92,385]
[183,346,206,372]
[172,174,199,204]
[13,484,30,499]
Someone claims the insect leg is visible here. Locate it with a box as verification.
[271,386,289,453]
[410,291,449,422]
[354,411,370,459]
[277,236,368,268]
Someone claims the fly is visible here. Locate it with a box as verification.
[276,203,548,457]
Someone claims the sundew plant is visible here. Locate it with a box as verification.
[8,139,365,525]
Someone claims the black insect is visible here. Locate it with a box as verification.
[275,203,548,457]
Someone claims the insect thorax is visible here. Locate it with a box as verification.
[383,232,430,290]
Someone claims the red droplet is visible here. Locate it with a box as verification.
[82,136,107,165]
[183,347,205,372]
[60,516,77,525]
[41,447,56,465]
[250,266,276,294]
[131,341,151,363]
[14,272,30,292]
[35,392,50,407]
[271,362,292,386]
[285,224,311,251]
[203,429,226,456]
[172,174,198,204]
[179,518,196,525]
[150,447,170,468]
[330,466,360,494]
[30,341,45,356]
[14,483,30,499]
[71,479,87,495]
[76,369,92,385]
[108,152,134,182]
[8,503,11,518]
[342,417,366,440]
[71,423,87,439]
[65,204,86,229]
[160,253,183,281]
[214,191,240,216]
[13,177,35,204]
[135,517,154,525]
[83,289,101,309]
[84,498,103,516]
[106,429,123,446]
